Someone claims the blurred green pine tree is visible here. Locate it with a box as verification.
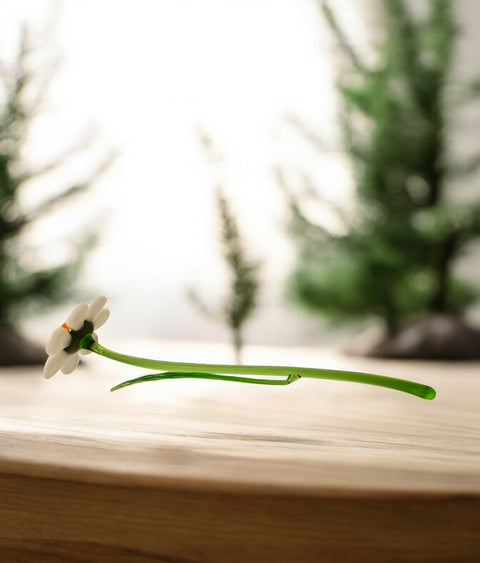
[188,132,261,363]
[284,0,480,358]
[0,24,114,364]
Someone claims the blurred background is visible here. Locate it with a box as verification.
[1,0,480,363]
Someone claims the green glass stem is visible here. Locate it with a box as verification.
[80,335,436,400]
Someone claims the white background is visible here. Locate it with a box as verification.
[1,0,479,348]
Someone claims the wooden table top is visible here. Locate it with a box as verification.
[1,339,479,561]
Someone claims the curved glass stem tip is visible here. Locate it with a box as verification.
[79,334,436,400]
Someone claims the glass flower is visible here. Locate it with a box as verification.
[43,296,110,379]
[43,296,436,400]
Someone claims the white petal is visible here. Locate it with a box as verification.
[86,296,108,321]
[66,303,89,330]
[46,327,71,355]
[79,333,97,355]
[61,353,79,374]
[43,350,69,379]
[93,308,110,330]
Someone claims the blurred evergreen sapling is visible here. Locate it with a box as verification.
[0,24,114,364]
[284,0,480,358]
[188,133,261,363]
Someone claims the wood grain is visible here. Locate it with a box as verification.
[0,340,479,561]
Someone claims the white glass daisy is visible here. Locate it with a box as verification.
[43,296,110,379]
[41,296,436,400]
